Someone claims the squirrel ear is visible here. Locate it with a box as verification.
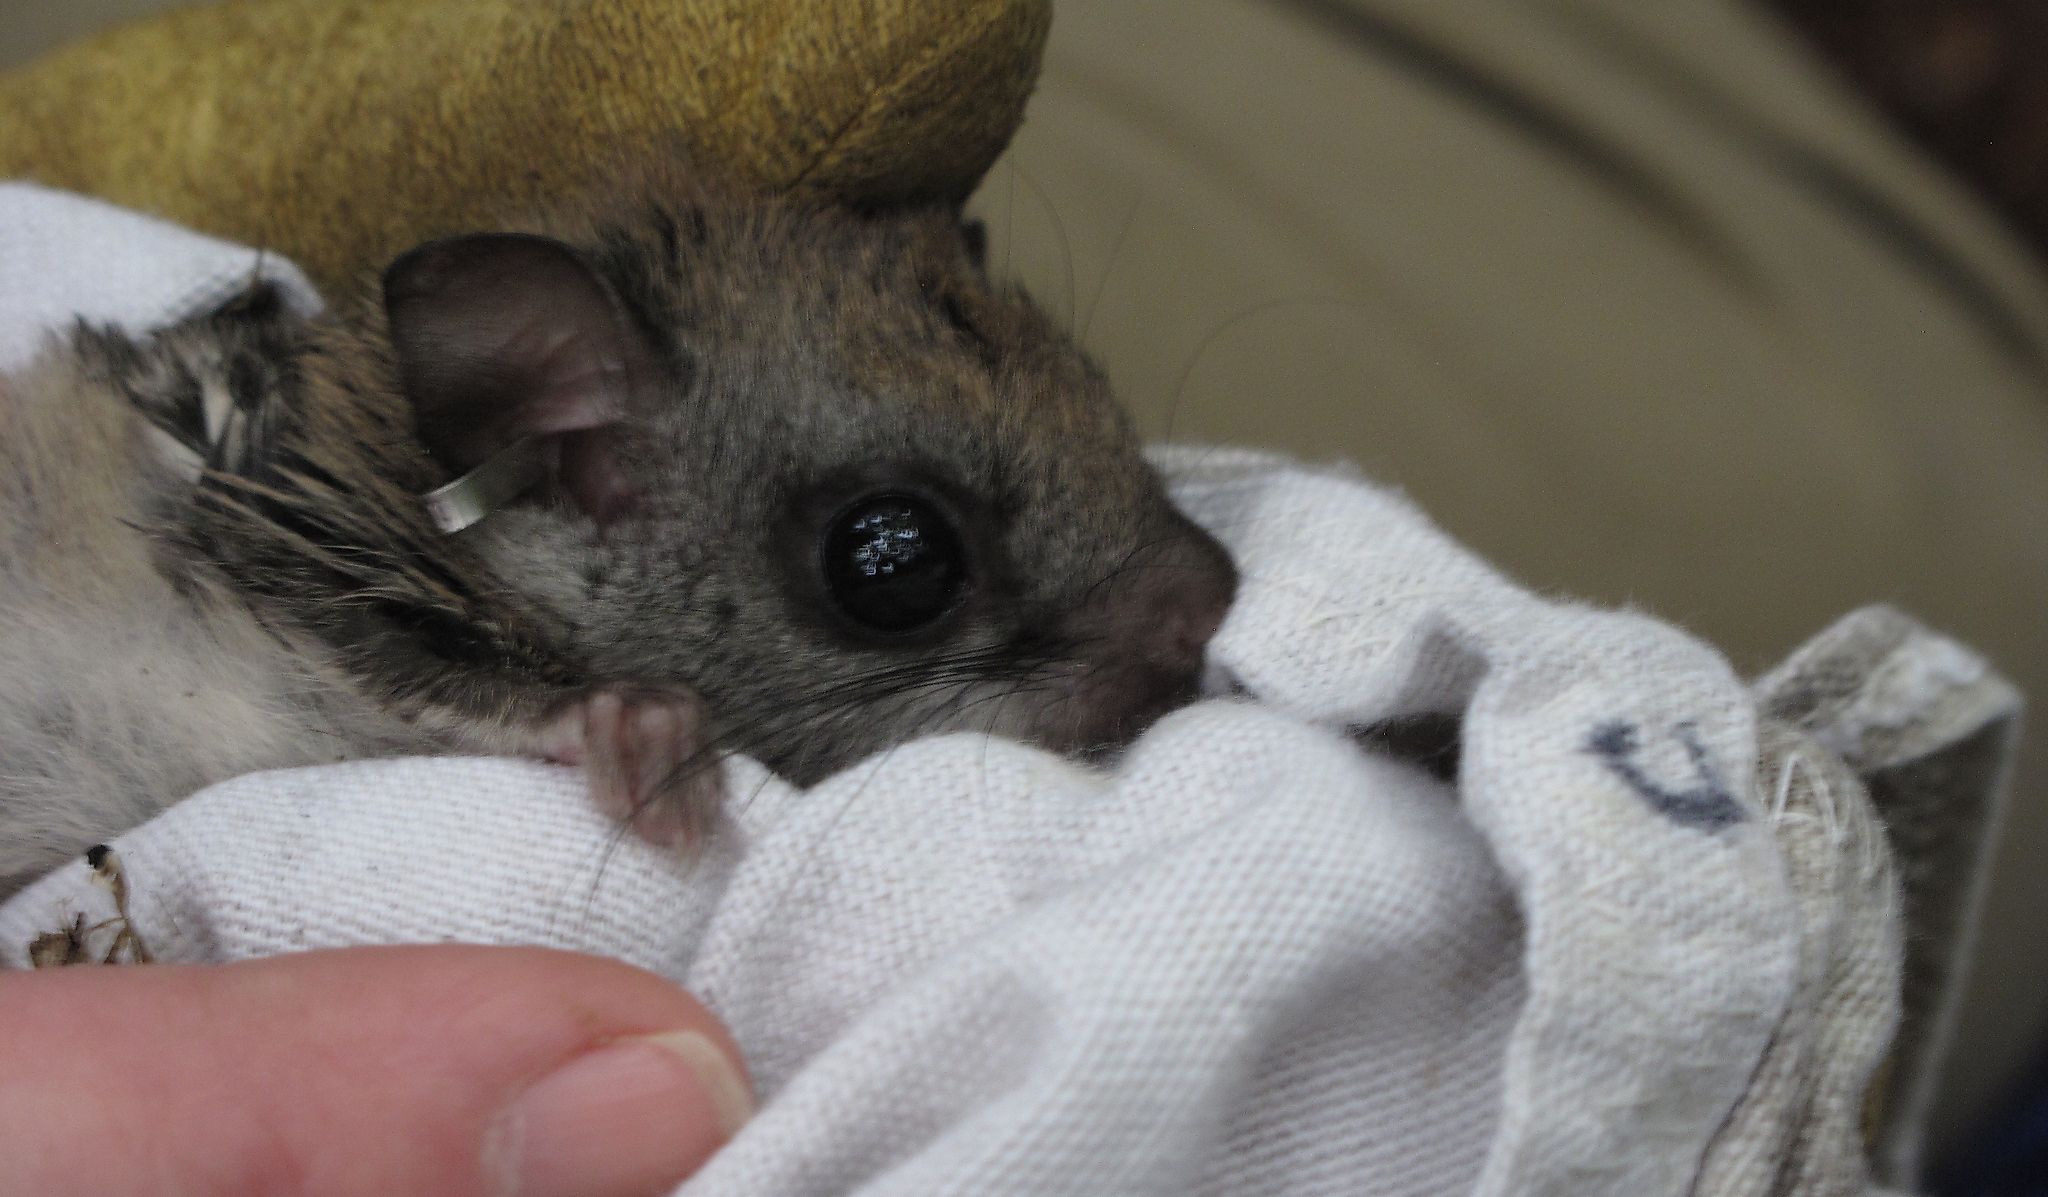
[383,233,649,522]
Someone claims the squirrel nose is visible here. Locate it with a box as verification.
[1129,516,1238,670]
[1039,512,1239,756]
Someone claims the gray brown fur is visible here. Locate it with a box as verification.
[0,167,1235,889]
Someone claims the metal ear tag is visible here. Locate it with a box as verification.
[420,438,547,534]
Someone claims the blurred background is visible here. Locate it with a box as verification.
[6,1,2047,1191]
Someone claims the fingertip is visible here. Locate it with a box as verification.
[489,1029,752,1197]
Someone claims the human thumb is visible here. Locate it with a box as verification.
[0,944,751,1197]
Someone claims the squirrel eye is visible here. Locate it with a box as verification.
[821,494,968,634]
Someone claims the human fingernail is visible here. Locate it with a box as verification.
[492,1030,753,1197]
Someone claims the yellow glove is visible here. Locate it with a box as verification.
[0,0,1049,289]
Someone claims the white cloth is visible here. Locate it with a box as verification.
[2,184,2004,1196]
[0,181,319,373]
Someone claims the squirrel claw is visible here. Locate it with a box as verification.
[544,688,721,848]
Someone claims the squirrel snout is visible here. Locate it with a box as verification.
[1050,515,1239,750]
[1131,518,1237,671]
